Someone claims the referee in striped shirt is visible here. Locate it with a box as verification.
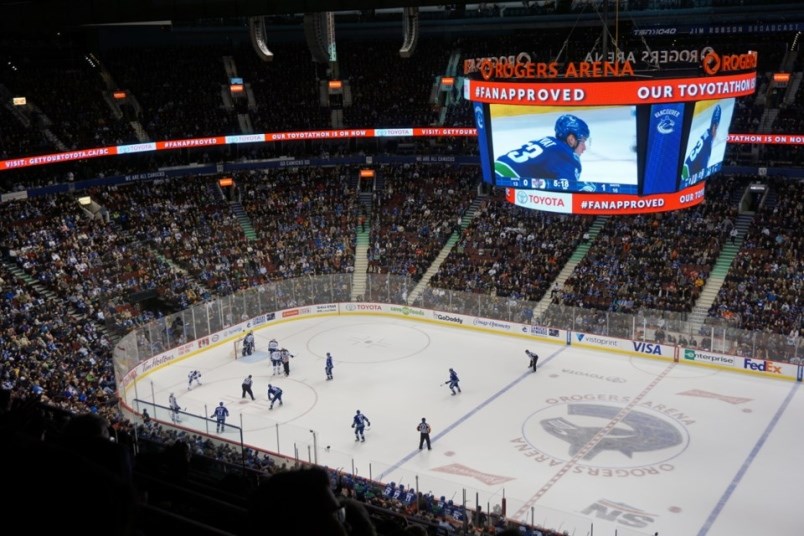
[242,374,255,400]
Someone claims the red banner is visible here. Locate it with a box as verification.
[728,133,804,144]
[506,183,707,215]
[467,71,757,106]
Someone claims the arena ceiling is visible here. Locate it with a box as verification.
[2,0,455,33]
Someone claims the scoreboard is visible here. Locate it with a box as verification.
[466,52,757,215]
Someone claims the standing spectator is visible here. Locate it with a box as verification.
[242,374,255,400]
[729,226,738,244]
[246,466,349,536]
[325,352,334,380]
[525,350,539,372]
[417,418,432,450]
[211,402,229,433]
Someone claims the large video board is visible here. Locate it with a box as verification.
[467,65,756,215]
[491,104,639,194]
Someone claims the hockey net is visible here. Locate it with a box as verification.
[233,337,246,359]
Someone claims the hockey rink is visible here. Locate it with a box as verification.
[136,315,804,536]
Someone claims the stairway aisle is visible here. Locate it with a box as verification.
[350,192,373,300]
[687,213,753,327]
[532,216,608,319]
[230,201,257,241]
[406,196,486,304]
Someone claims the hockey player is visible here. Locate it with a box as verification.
[494,114,597,192]
[169,392,181,423]
[325,352,334,380]
[681,104,721,188]
[267,384,283,410]
[280,348,294,376]
[525,349,539,372]
[351,409,371,442]
[268,338,279,354]
[242,331,255,356]
[445,368,461,395]
[270,349,283,376]
[187,369,202,390]
[210,401,229,433]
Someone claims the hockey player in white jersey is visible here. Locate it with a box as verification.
[268,338,279,354]
[169,392,181,423]
[187,370,202,390]
[270,349,283,375]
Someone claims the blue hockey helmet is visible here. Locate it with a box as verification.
[356,409,361,414]
[710,104,722,128]
[555,114,590,142]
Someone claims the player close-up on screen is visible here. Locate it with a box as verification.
[490,105,638,194]
[680,98,735,189]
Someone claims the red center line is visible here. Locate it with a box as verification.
[513,362,677,520]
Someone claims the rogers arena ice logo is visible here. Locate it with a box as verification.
[512,396,692,477]
[434,313,464,325]
[473,318,511,330]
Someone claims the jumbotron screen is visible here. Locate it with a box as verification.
[467,52,755,215]
[490,104,639,195]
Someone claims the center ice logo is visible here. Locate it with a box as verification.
[515,399,691,475]
[540,403,683,460]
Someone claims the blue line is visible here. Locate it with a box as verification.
[696,381,801,536]
[378,345,569,481]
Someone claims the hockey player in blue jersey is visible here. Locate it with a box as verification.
[681,104,721,188]
[445,368,462,395]
[351,409,371,442]
[210,401,229,433]
[187,370,202,390]
[494,114,598,192]
[267,384,283,409]
[325,352,334,380]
